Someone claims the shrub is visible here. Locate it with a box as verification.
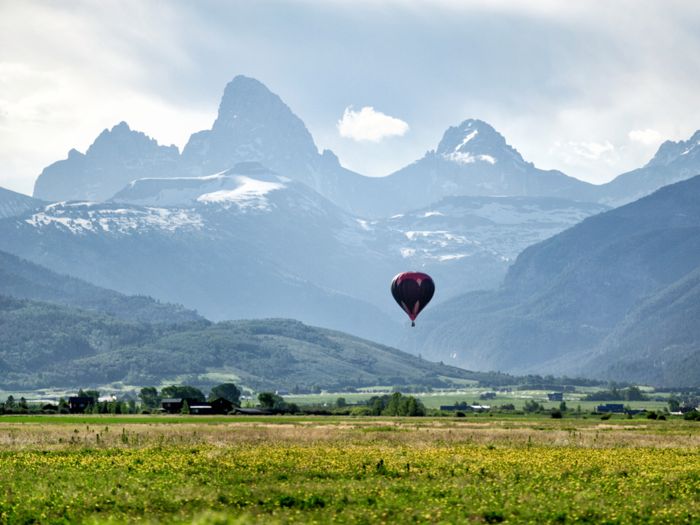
[600,412,612,420]
[551,409,563,419]
[684,411,700,421]
[646,411,658,420]
[455,411,466,418]
[523,399,543,413]
[351,407,372,416]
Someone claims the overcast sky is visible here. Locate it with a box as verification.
[3,0,700,196]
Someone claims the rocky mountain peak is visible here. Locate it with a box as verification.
[645,130,700,168]
[179,76,321,187]
[33,122,179,202]
[86,121,178,159]
[436,119,526,166]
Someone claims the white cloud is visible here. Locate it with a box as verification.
[548,140,620,175]
[337,107,409,142]
[568,141,615,160]
[629,128,663,145]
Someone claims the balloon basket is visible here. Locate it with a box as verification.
[411,321,415,327]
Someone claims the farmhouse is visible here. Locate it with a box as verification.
[547,393,564,402]
[68,396,94,413]
[597,403,624,413]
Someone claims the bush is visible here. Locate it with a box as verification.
[351,406,372,416]
[684,411,700,421]
[658,414,667,421]
[523,399,543,413]
[600,412,611,420]
[455,411,466,418]
[646,411,658,420]
[550,409,563,419]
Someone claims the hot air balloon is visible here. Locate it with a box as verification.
[391,272,435,326]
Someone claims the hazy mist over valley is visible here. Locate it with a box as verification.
[3,2,700,392]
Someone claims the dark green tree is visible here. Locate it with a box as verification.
[161,385,205,402]
[668,398,680,412]
[78,389,100,404]
[523,399,542,412]
[384,392,402,416]
[181,399,190,415]
[209,383,241,405]
[372,398,384,416]
[19,397,28,409]
[559,400,567,412]
[138,387,161,409]
[5,395,15,408]
[626,386,646,401]
[258,392,275,409]
[336,397,347,408]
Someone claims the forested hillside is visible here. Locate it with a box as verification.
[0,250,201,324]
[0,295,498,392]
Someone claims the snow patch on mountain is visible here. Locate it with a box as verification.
[196,176,284,211]
[444,152,498,165]
[25,204,203,234]
[112,164,289,212]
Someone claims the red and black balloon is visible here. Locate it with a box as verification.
[391,272,435,326]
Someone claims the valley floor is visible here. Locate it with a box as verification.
[2,415,700,524]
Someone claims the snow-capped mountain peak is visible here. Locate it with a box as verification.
[436,119,526,166]
[645,130,700,168]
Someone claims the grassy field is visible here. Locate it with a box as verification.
[2,414,700,524]
[285,390,670,412]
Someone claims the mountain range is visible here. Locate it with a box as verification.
[31,76,700,219]
[3,74,700,386]
[0,162,611,345]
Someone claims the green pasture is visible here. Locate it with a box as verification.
[2,416,700,524]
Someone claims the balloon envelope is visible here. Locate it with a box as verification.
[391,272,435,325]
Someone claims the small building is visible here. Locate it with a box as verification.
[597,404,624,413]
[275,390,290,396]
[161,398,202,414]
[68,396,94,413]
[548,393,564,402]
[41,403,58,411]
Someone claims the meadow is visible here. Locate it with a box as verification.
[2,415,700,524]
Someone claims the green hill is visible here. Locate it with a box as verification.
[0,295,498,392]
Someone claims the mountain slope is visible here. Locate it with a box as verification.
[578,265,700,385]
[0,250,201,324]
[400,176,700,385]
[0,186,45,218]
